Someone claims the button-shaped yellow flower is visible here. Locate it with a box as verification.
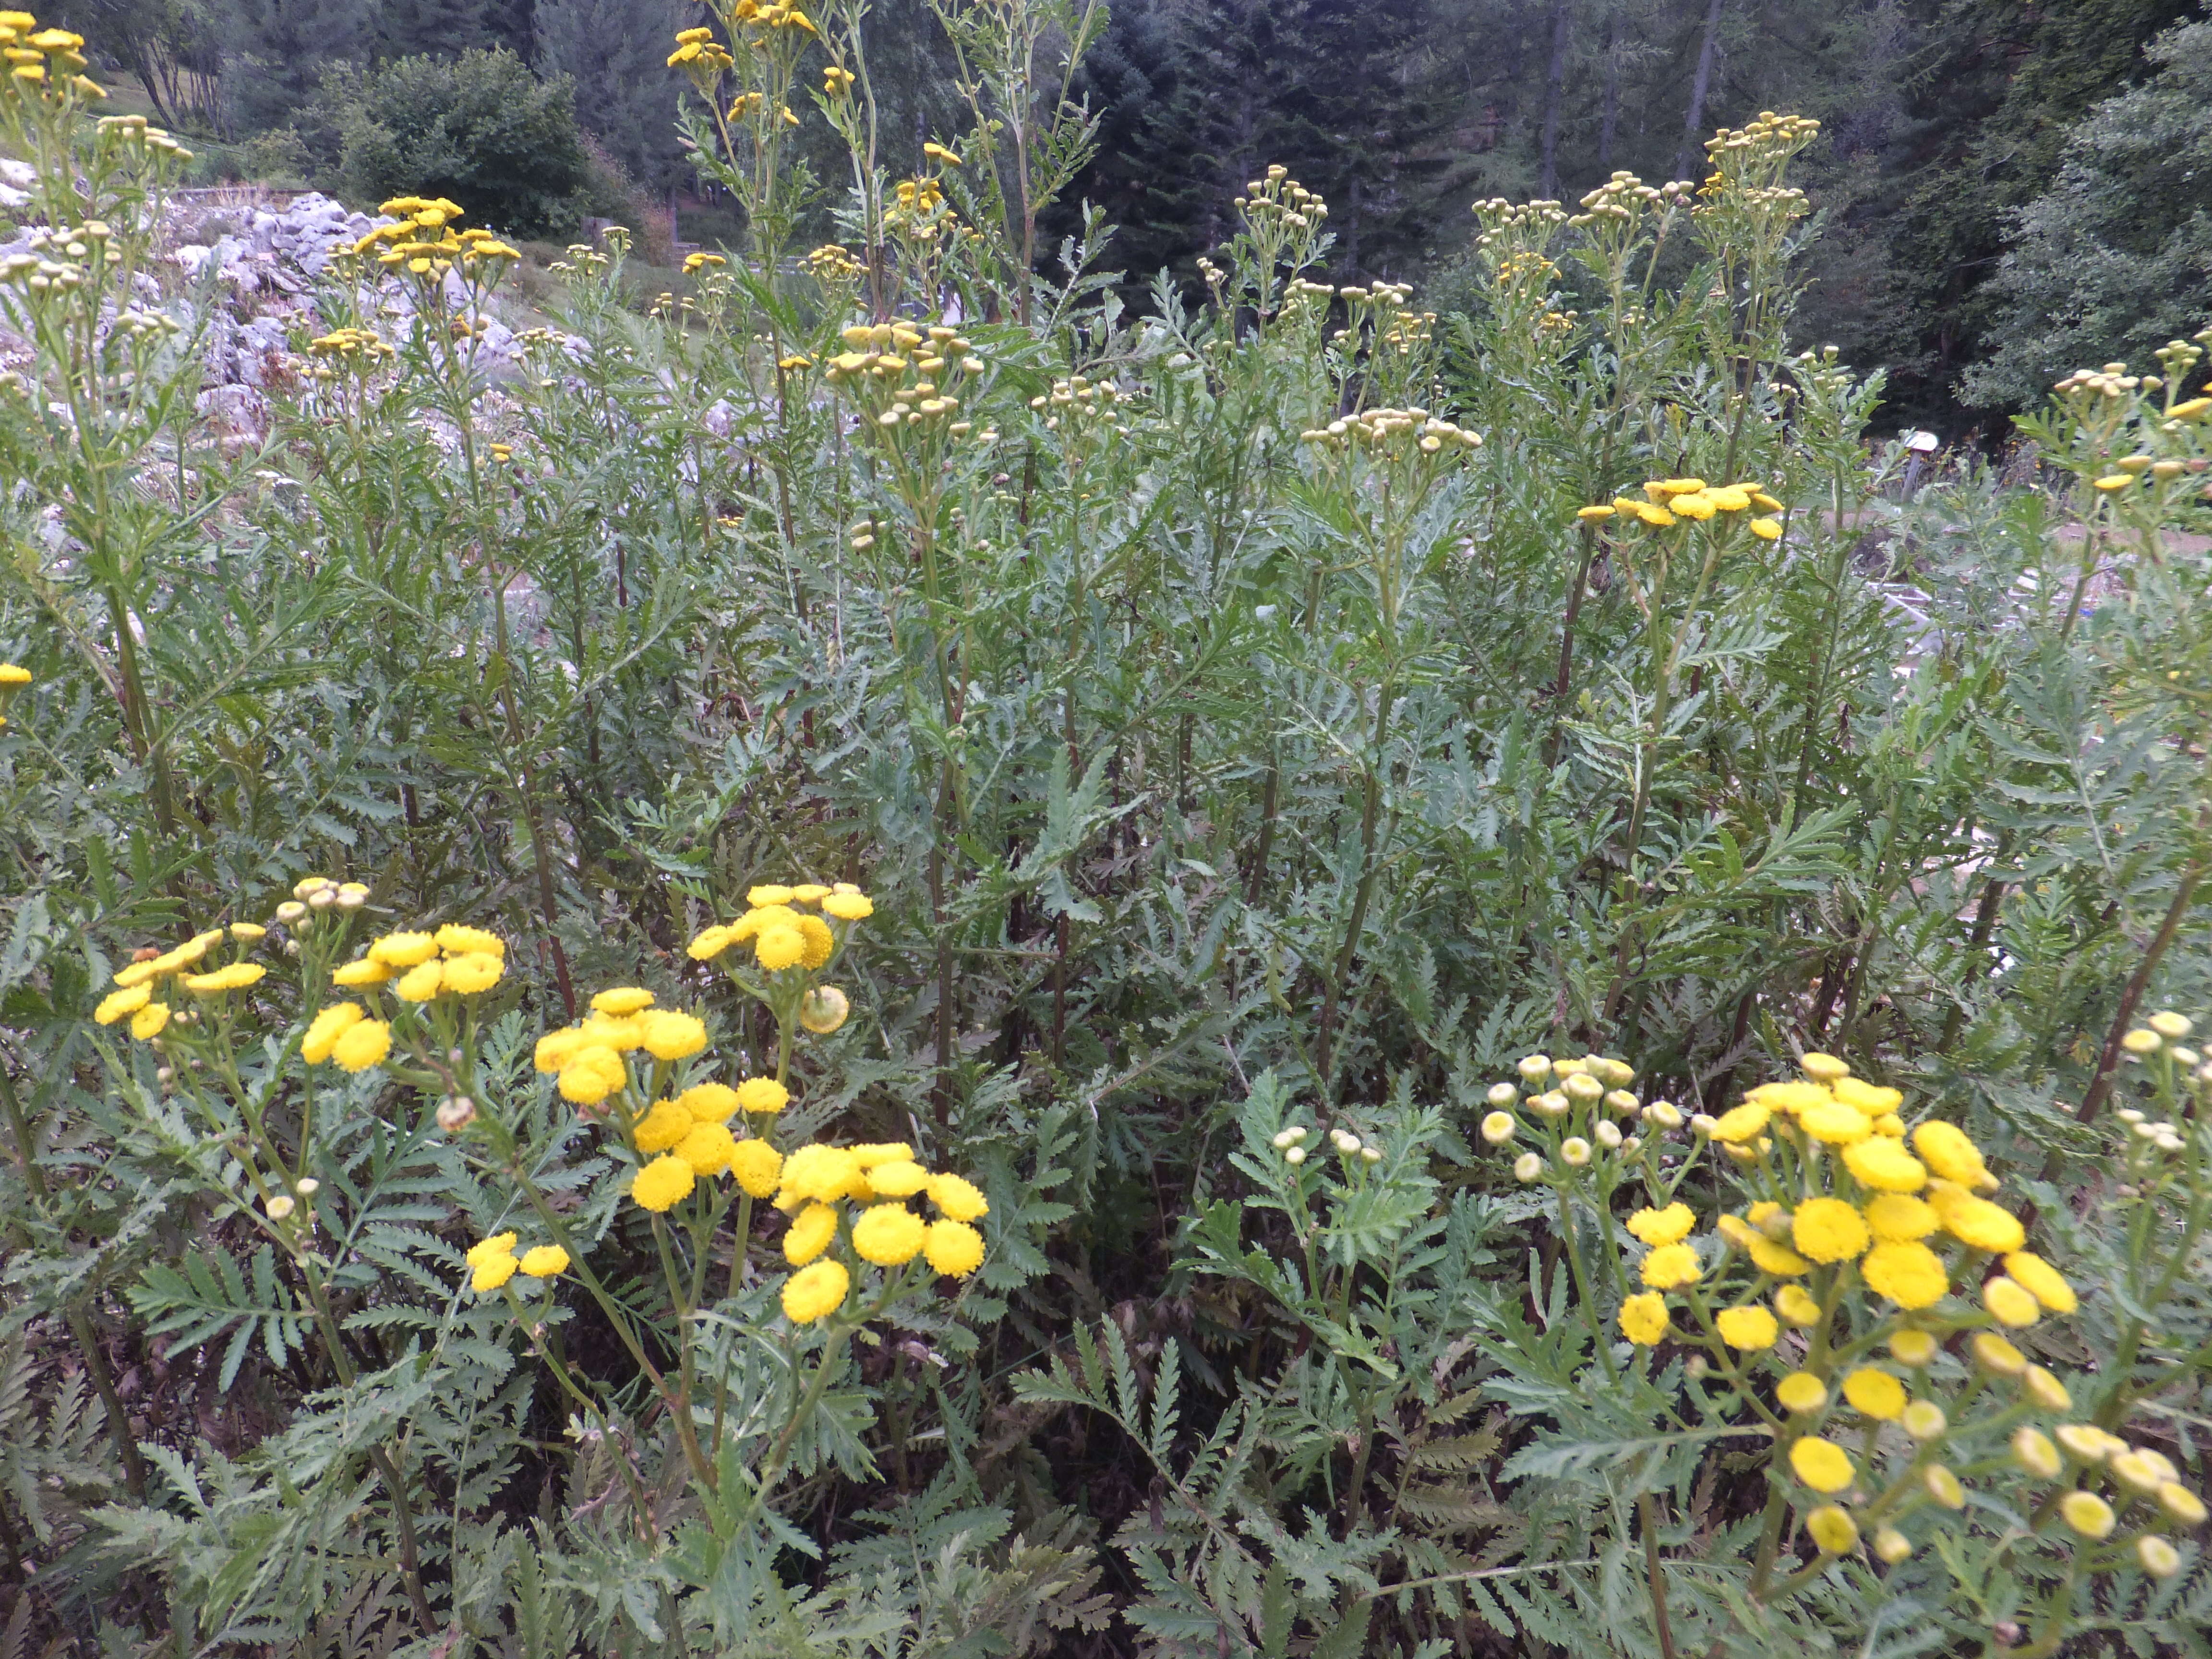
[1625,1202,1695,1245]
[853,1203,927,1265]
[1863,1192,1936,1240]
[2059,1491,2115,1538]
[926,1171,988,1222]
[471,1251,518,1292]
[394,960,443,1001]
[519,1245,569,1277]
[1911,1121,1989,1186]
[1790,1436,1854,1493]
[1708,1101,1770,1143]
[755,925,807,971]
[333,957,391,986]
[1861,1240,1947,1308]
[2012,1426,2061,1478]
[631,1153,695,1212]
[332,1020,392,1072]
[1842,1137,1926,1192]
[369,931,439,968]
[923,1218,984,1277]
[1842,1368,1905,1420]
[1748,517,1781,540]
[443,951,503,994]
[736,1077,789,1114]
[1791,1197,1869,1263]
[640,1010,708,1061]
[132,1003,171,1040]
[677,1120,736,1176]
[1716,1305,1778,1349]
[592,986,655,1015]
[1984,1275,2039,1327]
[1638,1242,1701,1289]
[1970,1332,2025,1375]
[821,890,874,920]
[95,985,152,1025]
[2023,1365,2070,1412]
[677,1082,741,1123]
[1617,1291,1669,1345]
[781,1259,850,1322]
[1804,1504,1857,1553]
[2001,1251,2076,1313]
[558,1045,626,1106]
[1777,1371,1828,1413]
[781,1144,862,1204]
[730,1139,783,1198]
[1923,1464,1965,1508]
[301,1001,366,1063]
[1933,1186,2024,1252]
[1775,1284,1822,1325]
[1888,1328,1937,1366]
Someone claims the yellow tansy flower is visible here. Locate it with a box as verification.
[1791,1197,1869,1262]
[1618,1292,1669,1345]
[1790,1437,1855,1493]
[632,1154,696,1212]
[782,1258,850,1322]
[730,1139,784,1198]
[784,1201,838,1264]
[1716,1305,1778,1349]
[1625,1202,1695,1245]
[1639,1242,1701,1289]
[923,1218,984,1276]
[332,1020,392,1072]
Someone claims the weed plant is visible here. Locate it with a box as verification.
[1,6,2210,1656]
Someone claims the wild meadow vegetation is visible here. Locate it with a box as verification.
[3,1,2212,1655]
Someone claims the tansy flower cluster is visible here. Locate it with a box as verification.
[688,881,874,975]
[1298,406,1480,456]
[303,919,504,1075]
[463,1232,571,1293]
[1493,1050,2209,1578]
[625,1076,788,1207]
[350,198,520,276]
[764,1142,988,1324]
[822,324,977,436]
[94,920,279,1043]
[1481,1049,1661,1180]
[532,985,712,1106]
[1579,476,1784,539]
[0,12,105,100]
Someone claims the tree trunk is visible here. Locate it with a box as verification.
[1672,0,1727,183]
[1598,9,1621,171]
[1539,0,1572,199]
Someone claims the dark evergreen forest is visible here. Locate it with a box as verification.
[33,0,2212,429]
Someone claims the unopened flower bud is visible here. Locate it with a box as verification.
[801,985,851,1033]
[1480,1111,1516,1145]
[1873,1526,1912,1564]
[436,1095,477,1132]
[1560,1136,1592,1166]
[1594,1121,1622,1149]
[307,887,336,909]
[1622,1135,1641,1153]
[1902,1400,1947,1441]
[276,902,306,923]
[1516,1054,1552,1083]
[1513,1152,1546,1183]
[265,1195,295,1220]
[1284,1145,1307,1165]
[294,1178,319,1196]
[1360,1146,1381,1163]
[1486,1082,1518,1107]
[1644,1100,1683,1129]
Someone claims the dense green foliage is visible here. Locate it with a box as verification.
[1960,18,2212,409]
[290,47,596,238]
[4,1,2212,1654]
